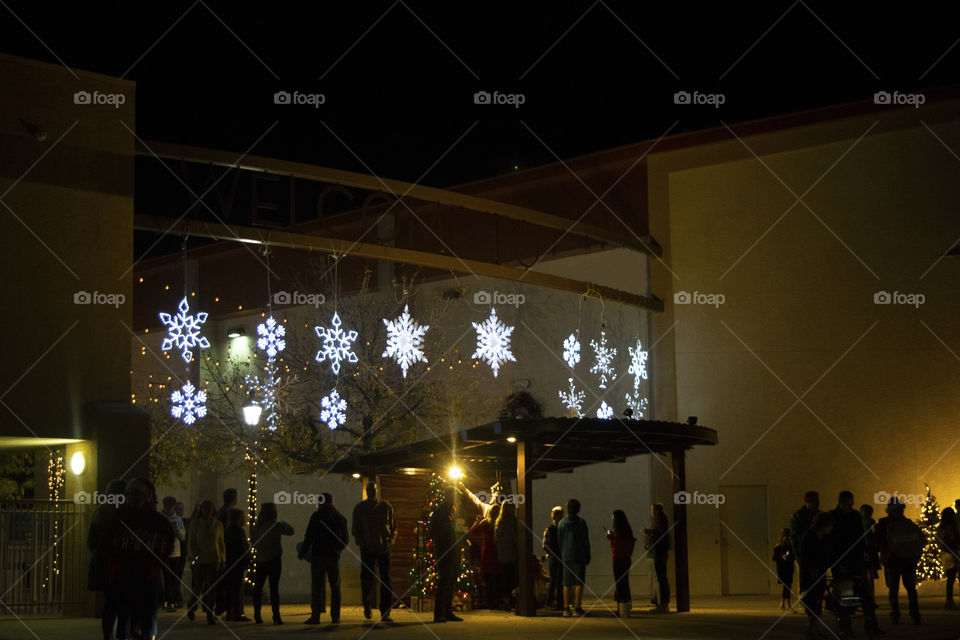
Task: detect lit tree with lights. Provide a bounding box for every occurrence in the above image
[409,473,477,603]
[280,262,492,468]
[917,483,944,583]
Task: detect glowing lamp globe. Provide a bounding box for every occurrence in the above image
[447,464,464,481]
[243,404,263,427]
[70,451,85,475]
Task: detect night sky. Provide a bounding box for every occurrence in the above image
[2,2,958,185]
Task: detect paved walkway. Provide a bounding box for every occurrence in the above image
[2,596,959,640]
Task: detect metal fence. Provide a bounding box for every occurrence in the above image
[0,501,86,616]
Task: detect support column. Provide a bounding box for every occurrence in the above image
[516,440,536,616]
[671,446,690,612]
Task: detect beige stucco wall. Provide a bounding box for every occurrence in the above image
[649,102,960,595]
[0,54,135,442]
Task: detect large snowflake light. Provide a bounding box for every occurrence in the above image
[314,312,358,374]
[562,333,581,369]
[596,400,614,420]
[589,331,617,389]
[627,339,648,385]
[320,388,347,430]
[257,316,286,358]
[171,381,207,425]
[471,307,516,377]
[160,297,210,362]
[382,305,429,378]
[558,378,585,417]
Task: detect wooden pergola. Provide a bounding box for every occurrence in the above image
[328,417,718,616]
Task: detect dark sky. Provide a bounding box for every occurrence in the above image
[2,1,959,186]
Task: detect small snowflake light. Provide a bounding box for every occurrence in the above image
[558,378,585,417]
[257,316,286,358]
[320,388,347,430]
[471,307,516,377]
[590,331,617,389]
[382,304,429,378]
[627,339,648,385]
[314,312,359,374]
[562,333,581,369]
[160,297,210,362]
[171,381,207,425]
[596,400,614,420]
[624,391,649,419]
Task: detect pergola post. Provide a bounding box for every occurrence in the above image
[516,439,536,616]
[671,446,690,612]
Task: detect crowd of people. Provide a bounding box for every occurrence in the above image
[87,477,679,638]
[774,489,960,639]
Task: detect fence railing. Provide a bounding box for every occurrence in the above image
[0,500,86,616]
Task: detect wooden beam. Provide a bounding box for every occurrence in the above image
[516,439,536,617]
[137,141,662,258]
[133,214,664,312]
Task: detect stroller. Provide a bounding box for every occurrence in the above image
[823,574,876,638]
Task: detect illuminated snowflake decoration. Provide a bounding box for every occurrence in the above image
[159,297,210,363]
[471,307,516,378]
[319,388,347,430]
[170,381,207,425]
[314,312,358,374]
[624,391,649,419]
[589,331,617,389]
[558,378,585,417]
[596,400,614,420]
[257,316,286,359]
[627,339,648,385]
[261,365,280,431]
[382,305,429,378]
[562,333,581,369]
